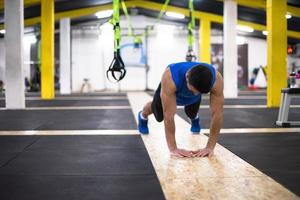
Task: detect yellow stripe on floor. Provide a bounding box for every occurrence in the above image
[127,92,298,200]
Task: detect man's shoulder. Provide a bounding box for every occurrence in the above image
[161,69,176,93]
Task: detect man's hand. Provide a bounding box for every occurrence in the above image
[170,148,193,158]
[191,147,214,157]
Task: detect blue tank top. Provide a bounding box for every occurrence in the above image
[168,62,216,106]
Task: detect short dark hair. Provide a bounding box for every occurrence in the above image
[187,64,213,93]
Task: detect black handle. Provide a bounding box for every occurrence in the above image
[106,50,126,82]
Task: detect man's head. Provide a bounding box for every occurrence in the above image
[186,64,214,94]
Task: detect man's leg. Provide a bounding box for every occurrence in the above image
[184,99,201,133]
[150,84,164,122]
[138,84,164,134]
[141,101,152,119]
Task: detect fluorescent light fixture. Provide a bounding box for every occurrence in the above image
[95,10,113,19]
[286,14,292,19]
[262,31,268,36]
[0,29,5,34]
[237,25,254,33]
[165,11,185,19]
[24,35,37,45]
[236,36,245,45]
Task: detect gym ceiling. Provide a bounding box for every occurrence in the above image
[0,0,300,44]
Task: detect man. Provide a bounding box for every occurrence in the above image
[138,62,224,158]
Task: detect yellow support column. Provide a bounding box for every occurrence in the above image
[267,0,287,107]
[41,0,55,99]
[199,19,211,64]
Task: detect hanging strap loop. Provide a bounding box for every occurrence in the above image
[106,49,126,82]
[106,0,126,82]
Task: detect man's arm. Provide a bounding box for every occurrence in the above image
[161,69,193,158]
[193,72,224,157]
[207,72,224,149]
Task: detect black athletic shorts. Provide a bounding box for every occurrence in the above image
[151,83,201,122]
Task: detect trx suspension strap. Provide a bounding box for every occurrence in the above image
[121,0,133,37]
[157,0,171,22]
[106,0,126,82]
[186,0,196,62]
[121,0,142,48]
[106,0,170,82]
[143,0,171,33]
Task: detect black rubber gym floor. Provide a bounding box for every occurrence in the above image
[0,96,136,130]
[0,109,136,130]
[0,135,165,200]
[177,107,300,128]
[217,133,300,196]
[0,90,299,198]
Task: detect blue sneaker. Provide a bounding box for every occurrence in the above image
[138,111,149,134]
[190,117,201,134]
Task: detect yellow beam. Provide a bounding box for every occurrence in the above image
[237,20,265,31]
[54,4,112,19]
[267,0,287,107]
[125,1,223,23]
[41,0,55,99]
[1,0,300,39]
[24,0,40,7]
[287,5,300,18]
[287,30,300,39]
[3,4,112,29]
[236,0,265,10]
[199,19,211,64]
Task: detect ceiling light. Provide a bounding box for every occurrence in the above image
[24,35,37,45]
[95,10,113,19]
[236,36,245,45]
[237,25,254,33]
[286,14,292,19]
[0,29,5,34]
[262,31,268,36]
[165,12,185,19]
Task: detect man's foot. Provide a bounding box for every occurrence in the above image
[138,111,149,134]
[190,117,201,134]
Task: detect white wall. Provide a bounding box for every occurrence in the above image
[74,16,268,91]
[71,29,106,92]
[71,16,197,91]
[245,37,267,80]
